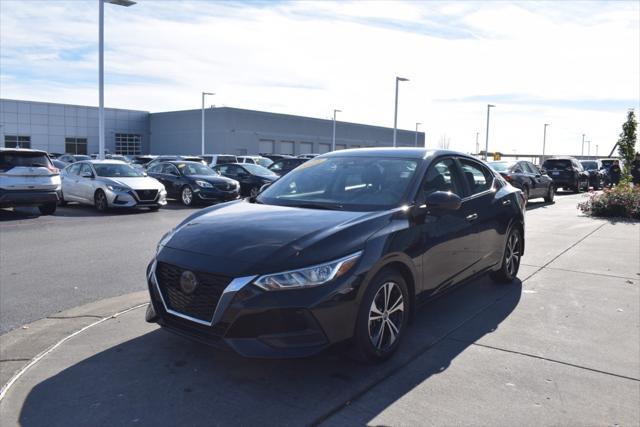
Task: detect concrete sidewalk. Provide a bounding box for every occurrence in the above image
[0,193,638,426]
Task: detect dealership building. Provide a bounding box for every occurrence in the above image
[0,98,424,156]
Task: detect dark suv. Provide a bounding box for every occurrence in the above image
[580,160,605,190]
[541,157,589,193]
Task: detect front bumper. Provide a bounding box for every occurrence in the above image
[0,188,59,208]
[193,187,240,203]
[107,188,167,208]
[145,254,363,358]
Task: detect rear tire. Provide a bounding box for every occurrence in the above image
[38,203,56,215]
[522,186,529,205]
[544,184,555,203]
[353,269,409,363]
[491,227,522,283]
[94,190,108,212]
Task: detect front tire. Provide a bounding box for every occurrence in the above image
[38,203,56,215]
[544,184,555,203]
[354,269,409,362]
[181,186,194,206]
[94,190,108,212]
[491,227,522,283]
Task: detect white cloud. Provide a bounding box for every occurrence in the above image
[1,0,638,155]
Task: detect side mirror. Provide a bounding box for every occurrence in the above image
[415,191,462,216]
[81,171,93,178]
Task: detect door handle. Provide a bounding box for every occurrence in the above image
[466,213,478,221]
[502,200,511,206]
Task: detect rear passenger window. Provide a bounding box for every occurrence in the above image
[459,159,494,195]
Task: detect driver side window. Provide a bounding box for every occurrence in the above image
[422,158,463,197]
[79,163,93,177]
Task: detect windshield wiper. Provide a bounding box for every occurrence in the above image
[290,202,344,211]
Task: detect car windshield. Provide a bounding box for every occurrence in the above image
[258,156,419,211]
[581,161,598,170]
[74,155,91,161]
[94,163,144,177]
[488,161,515,172]
[242,163,277,177]
[543,159,572,170]
[0,152,53,172]
[179,163,216,176]
[256,157,273,168]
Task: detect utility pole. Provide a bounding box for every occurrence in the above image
[581,134,585,156]
[475,132,479,155]
[542,123,550,165]
[484,104,495,160]
[201,92,214,155]
[393,76,409,147]
[332,109,341,151]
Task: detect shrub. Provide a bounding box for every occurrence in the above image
[577,183,640,220]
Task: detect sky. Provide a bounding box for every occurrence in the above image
[1,0,638,155]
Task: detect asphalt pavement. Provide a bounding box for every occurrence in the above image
[0,191,638,426]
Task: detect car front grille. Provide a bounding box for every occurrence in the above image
[214,182,236,191]
[135,189,158,201]
[155,262,232,323]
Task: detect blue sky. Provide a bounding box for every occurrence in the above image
[1,0,638,155]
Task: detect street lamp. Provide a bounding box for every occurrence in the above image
[484,104,495,160]
[581,134,586,156]
[542,123,550,164]
[414,122,422,147]
[201,92,214,155]
[475,132,479,155]
[393,76,409,147]
[586,140,591,157]
[98,0,136,160]
[332,109,341,151]
[596,144,599,156]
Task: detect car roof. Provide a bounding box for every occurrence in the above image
[0,148,48,154]
[79,160,128,164]
[164,160,205,165]
[320,147,474,160]
[544,156,576,161]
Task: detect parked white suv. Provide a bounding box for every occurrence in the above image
[0,148,61,215]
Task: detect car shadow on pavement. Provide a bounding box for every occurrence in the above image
[17,277,521,426]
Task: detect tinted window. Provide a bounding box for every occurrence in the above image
[0,151,53,172]
[148,164,163,173]
[241,163,277,177]
[543,159,572,170]
[217,156,237,164]
[179,163,216,176]
[527,162,541,174]
[459,159,494,195]
[488,161,515,172]
[270,161,284,172]
[520,162,534,174]
[68,163,81,175]
[422,158,463,197]
[163,164,180,175]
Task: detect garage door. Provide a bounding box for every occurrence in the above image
[318,143,331,154]
[258,140,275,154]
[299,142,313,154]
[280,141,295,155]
[336,144,347,151]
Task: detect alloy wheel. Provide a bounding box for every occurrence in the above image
[182,187,193,205]
[368,282,404,351]
[504,231,521,277]
[95,191,107,211]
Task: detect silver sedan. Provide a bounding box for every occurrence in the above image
[61,160,167,211]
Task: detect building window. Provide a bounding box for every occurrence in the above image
[4,135,31,149]
[115,133,141,155]
[65,137,88,154]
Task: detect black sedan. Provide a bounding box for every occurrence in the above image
[146,148,525,361]
[147,161,240,206]
[213,163,278,197]
[488,160,555,204]
[580,160,605,190]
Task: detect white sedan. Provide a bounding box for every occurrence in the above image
[60,160,167,211]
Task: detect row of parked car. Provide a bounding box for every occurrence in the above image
[487,156,619,204]
[0,149,316,215]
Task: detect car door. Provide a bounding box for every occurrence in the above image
[417,157,478,293]
[147,164,170,196]
[163,164,183,197]
[527,162,551,197]
[62,163,82,201]
[457,158,503,272]
[521,161,543,198]
[76,163,97,203]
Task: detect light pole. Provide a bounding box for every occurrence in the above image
[586,140,591,157]
[332,109,341,151]
[98,0,136,160]
[414,122,422,147]
[596,144,599,156]
[201,92,214,155]
[542,123,550,164]
[484,104,495,160]
[581,133,586,156]
[475,132,479,155]
[393,76,409,147]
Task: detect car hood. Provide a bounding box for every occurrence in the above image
[101,176,164,190]
[159,200,393,277]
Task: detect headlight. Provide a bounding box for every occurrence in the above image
[254,252,361,291]
[107,184,128,192]
[195,180,213,188]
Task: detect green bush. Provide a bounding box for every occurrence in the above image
[577,183,640,220]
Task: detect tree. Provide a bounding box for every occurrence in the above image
[617,109,637,177]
